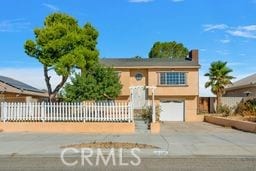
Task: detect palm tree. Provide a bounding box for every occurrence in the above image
[204,61,235,112]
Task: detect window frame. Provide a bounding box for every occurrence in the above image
[135,72,143,81]
[158,71,187,86]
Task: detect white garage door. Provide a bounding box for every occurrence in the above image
[160,100,184,121]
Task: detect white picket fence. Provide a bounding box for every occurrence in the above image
[0,102,133,122]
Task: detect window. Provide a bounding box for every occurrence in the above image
[135,73,143,81]
[159,72,186,85]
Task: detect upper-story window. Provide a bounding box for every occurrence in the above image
[159,72,186,85]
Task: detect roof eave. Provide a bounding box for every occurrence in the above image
[110,65,200,69]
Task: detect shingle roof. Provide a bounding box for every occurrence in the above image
[100,58,200,68]
[0,75,45,93]
[226,73,256,89]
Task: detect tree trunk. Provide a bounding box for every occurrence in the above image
[43,65,52,102]
[50,75,68,102]
[43,65,68,102]
[216,92,222,113]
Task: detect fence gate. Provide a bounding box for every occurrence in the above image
[129,86,157,123]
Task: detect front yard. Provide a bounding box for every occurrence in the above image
[203,98,256,132]
[204,115,256,133]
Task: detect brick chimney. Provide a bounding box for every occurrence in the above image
[189,49,199,64]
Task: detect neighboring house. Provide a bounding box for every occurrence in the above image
[0,75,48,102]
[225,73,256,97]
[100,50,200,121]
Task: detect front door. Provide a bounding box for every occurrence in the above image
[132,87,147,109]
[130,70,148,109]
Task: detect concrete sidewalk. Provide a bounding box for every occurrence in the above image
[0,122,256,157]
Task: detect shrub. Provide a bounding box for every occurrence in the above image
[218,104,233,117]
[234,98,256,116]
[141,105,160,123]
[62,64,122,102]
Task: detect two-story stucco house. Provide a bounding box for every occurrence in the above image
[100,50,200,122]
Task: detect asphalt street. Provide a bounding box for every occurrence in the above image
[1,155,256,171]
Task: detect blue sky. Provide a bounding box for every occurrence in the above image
[0,0,255,96]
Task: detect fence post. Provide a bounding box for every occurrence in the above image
[3,102,7,122]
[129,102,134,123]
[0,102,3,122]
[41,102,45,122]
[28,102,32,121]
[128,103,131,123]
[152,89,156,123]
[152,105,156,123]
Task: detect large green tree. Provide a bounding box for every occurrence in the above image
[24,13,99,101]
[63,64,122,102]
[148,41,189,58]
[204,61,235,112]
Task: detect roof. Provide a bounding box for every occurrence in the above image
[100,58,200,68]
[0,75,45,93]
[226,73,256,90]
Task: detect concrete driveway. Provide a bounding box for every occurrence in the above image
[0,122,255,157]
[160,122,256,156]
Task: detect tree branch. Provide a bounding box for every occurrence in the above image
[47,67,55,71]
[103,93,113,100]
[50,75,69,101]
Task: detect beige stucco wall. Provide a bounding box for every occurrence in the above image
[118,69,130,96]
[148,68,199,96]
[118,69,148,96]
[150,122,160,134]
[116,67,200,121]
[185,96,203,121]
[0,122,135,134]
[130,69,148,86]
[117,68,199,97]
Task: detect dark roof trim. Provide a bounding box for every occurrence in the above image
[100,58,200,68]
[111,66,200,69]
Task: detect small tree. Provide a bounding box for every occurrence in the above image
[24,13,99,101]
[63,64,122,102]
[204,61,235,112]
[148,41,188,58]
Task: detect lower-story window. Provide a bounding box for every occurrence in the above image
[159,72,186,85]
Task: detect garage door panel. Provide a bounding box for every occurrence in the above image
[160,100,184,121]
